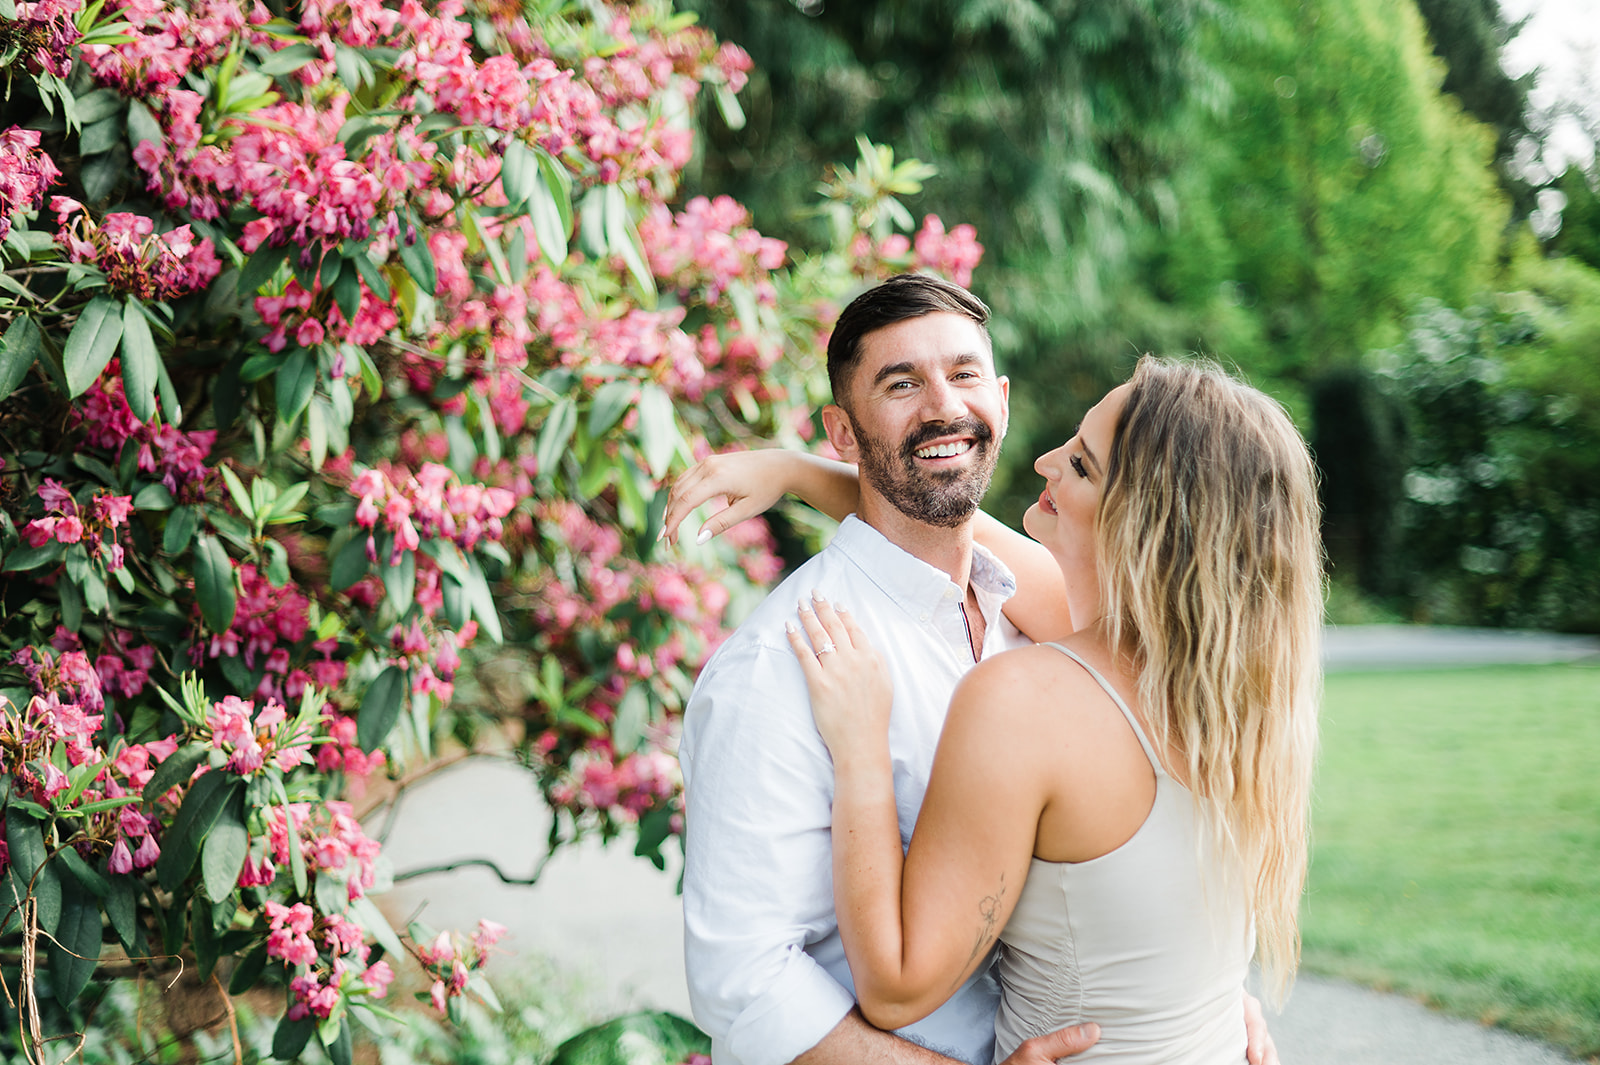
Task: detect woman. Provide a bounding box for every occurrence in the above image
[666,357,1321,1062]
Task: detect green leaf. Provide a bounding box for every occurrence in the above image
[500,139,539,207]
[714,82,746,130]
[163,505,200,554]
[529,168,570,267]
[0,315,42,401]
[350,250,391,301]
[536,396,577,478]
[276,349,317,424]
[193,533,238,633]
[193,892,219,980]
[55,848,109,899]
[79,113,122,155]
[126,98,162,151]
[229,942,269,994]
[535,146,574,232]
[333,260,362,320]
[121,298,159,422]
[264,538,290,587]
[73,88,122,124]
[326,1017,353,1065]
[272,1013,316,1061]
[258,42,319,76]
[331,533,369,591]
[133,482,174,510]
[381,545,415,616]
[357,665,408,753]
[156,770,237,892]
[201,787,247,902]
[80,151,122,203]
[2,540,64,572]
[49,876,102,1007]
[4,808,60,937]
[104,874,136,949]
[155,349,182,421]
[399,223,437,295]
[635,383,682,479]
[602,184,656,307]
[348,894,403,961]
[63,296,124,397]
[462,555,503,644]
[141,745,207,803]
[239,242,292,296]
[218,464,255,520]
[548,1012,710,1065]
[59,575,84,631]
[587,379,635,438]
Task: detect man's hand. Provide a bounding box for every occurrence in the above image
[1244,992,1280,1065]
[999,1023,1101,1063]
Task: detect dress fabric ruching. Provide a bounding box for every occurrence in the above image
[991,644,1254,1064]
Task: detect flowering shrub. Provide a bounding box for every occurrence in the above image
[0,0,981,1057]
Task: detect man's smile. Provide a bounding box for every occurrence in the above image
[912,439,976,460]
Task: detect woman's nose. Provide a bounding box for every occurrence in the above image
[1035,443,1066,479]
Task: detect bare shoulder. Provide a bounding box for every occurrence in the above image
[947,642,1117,733]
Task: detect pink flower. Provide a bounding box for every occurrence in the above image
[133,833,160,868]
[108,838,134,874]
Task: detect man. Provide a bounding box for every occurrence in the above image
[675,275,1273,1065]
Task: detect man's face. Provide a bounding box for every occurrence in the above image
[825,312,1009,529]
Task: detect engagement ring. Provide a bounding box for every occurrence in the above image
[815,641,837,656]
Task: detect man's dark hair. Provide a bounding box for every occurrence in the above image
[826,273,991,407]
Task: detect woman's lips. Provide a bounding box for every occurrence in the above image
[1038,488,1057,515]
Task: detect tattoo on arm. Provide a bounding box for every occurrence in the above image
[949,873,1007,994]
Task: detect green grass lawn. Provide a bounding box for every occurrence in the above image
[1305,664,1600,1057]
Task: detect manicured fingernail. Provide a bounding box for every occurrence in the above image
[811,588,825,602]
[785,621,798,634]
[655,526,666,542]
[696,527,713,545]
[797,599,812,613]
[835,603,848,613]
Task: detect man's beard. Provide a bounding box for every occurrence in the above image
[855,417,999,528]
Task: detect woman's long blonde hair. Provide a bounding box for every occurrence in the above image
[1096,357,1322,1006]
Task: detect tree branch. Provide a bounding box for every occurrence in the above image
[392,847,558,887]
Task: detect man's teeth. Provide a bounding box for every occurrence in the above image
[914,441,974,459]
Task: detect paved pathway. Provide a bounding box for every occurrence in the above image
[375,626,1595,1062]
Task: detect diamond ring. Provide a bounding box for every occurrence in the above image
[815,641,837,656]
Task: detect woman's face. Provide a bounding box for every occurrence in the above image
[1023,382,1130,621]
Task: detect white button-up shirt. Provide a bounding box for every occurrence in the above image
[680,515,1031,1065]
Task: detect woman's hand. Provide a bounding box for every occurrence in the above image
[786,594,892,755]
[660,449,861,547]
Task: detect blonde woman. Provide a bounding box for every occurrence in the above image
[668,357,1320,1062]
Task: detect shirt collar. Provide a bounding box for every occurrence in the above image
[832,513,1018,619]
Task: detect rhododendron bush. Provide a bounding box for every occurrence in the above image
[0,0,981,1057]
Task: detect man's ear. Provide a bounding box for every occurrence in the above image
[997,375,1011,443]
[821,404,860,463]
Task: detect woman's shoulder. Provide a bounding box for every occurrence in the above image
[952,637,1127,727]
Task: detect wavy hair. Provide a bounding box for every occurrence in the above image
[1096,356,1323,1005]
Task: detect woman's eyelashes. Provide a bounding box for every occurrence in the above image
[1069,454,1088,479]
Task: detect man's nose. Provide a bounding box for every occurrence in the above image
[919,377,966,423]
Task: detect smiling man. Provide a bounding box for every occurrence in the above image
[677,274,1094,1065]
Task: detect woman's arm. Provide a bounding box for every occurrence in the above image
[972,513,1074,642]
[790,600,1049,1030]
[664,448,1075,641]
[660,450,859,545]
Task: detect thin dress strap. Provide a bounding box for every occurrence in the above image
[1042,642,1166,778]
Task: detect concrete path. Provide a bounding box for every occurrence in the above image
[1322,624,1600,672]
[374,626,1594,1062]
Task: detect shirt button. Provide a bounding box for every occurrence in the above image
[943,587,958,600]
[919,612,930,622]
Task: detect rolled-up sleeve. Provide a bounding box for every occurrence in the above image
[680,640,855,1065]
